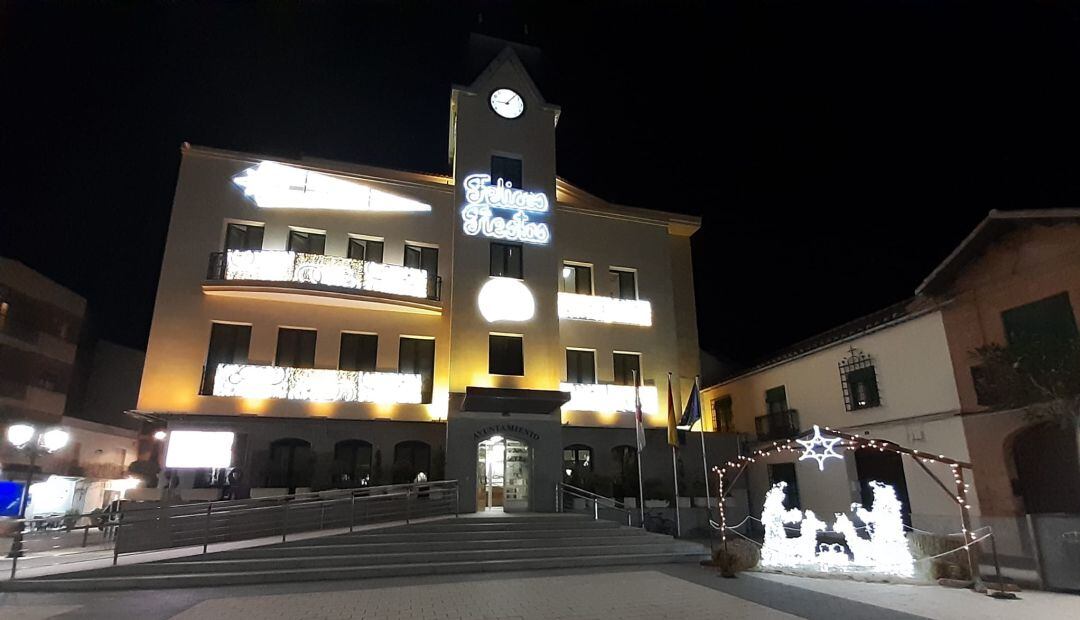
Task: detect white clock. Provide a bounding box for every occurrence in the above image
[490,88,524,119]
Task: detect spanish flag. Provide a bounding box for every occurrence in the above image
[666,373,679,447]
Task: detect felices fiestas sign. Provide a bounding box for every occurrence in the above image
[473,423,541,442]
[460,174,550,245]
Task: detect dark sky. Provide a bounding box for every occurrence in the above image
[2,1,1080,368]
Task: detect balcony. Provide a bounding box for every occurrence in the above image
[755,409,800,441]
[204,251,442,315]
[205,363,424,404]
[557,292,652,327]
[559,382,659,414]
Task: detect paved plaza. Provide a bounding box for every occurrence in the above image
[1,565,1076,620]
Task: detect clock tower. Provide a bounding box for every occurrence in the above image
[445,44,566,512]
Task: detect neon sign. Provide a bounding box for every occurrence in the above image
[460,174,550,245]
[233,161,431,212]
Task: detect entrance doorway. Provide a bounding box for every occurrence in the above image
[854,448,912,528]
[477,435,530,512]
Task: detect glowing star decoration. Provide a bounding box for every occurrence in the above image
[557,292,652,327]
[560,383,659,414]
[758,481,915,579]
[796,425,843,471]
[460,174,550,245]
[221,250,429,299]
[478,277,535,322]
[233,161,431,212]
[212,363,423,404]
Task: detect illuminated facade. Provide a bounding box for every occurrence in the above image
[137,45,712,512]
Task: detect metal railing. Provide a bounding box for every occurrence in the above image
[555,482,639,527]
[4,480,458,581]
[755,409,800,441]
[206,251,442,301]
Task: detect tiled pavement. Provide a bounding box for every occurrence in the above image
[169,570,798,620]
[1,564,1074,620]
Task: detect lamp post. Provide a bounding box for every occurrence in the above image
[5,423,70,559]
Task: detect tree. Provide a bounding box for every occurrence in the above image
[971,338,1080,426]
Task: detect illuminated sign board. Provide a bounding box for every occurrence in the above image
[233,161,431,212]
[460,174,550,245]
[212,364,423,404]
[165,431,235,469]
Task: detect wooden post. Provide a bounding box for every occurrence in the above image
[953,465,981,587]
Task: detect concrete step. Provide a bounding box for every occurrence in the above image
[396,520,623,533]
[66,541,706,577]
[274,526,650,545]
[171,534,664,560]
[6,551,708,591]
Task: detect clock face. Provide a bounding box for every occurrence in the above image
[490,88,524,119]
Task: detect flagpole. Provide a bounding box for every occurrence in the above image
[671,445,681,537]
[633,370,645,528]
[696,376,711,518]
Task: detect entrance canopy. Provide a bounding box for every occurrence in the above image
[461,386,570,414]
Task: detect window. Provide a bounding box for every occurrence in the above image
[348,237,383,263]
[839,348,881,411]
[712,395,733,432]
[288,230,326,255]
[398,337,435,403]
[490,154,522,188]
[563,444,593,477]
[393,440,432,483]
[612,352,641,386]
[275,328,316,368]
[560,263,592,294]
[611,445,638,498]
[1002,292,1079,351]
[201,322,251,394]
[339,333,377,372]
[267,438,312,491]
[490,242,523,279]
[224,223,264,251]
[768,463,800,509]
[765,386,788,414]
[566,349,596,383]
[609,269,637,300]
[489,334,524,376]
[404,244,439,299]
[332,439,373,486]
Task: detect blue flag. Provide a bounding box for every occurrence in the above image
[678,382,701,429]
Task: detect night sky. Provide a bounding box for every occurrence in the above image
[3,2,1080,369]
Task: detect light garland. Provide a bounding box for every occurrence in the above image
[559,382,659,414]
[557,292,652,327]
[212,363,423,404]
[221,250,429,299]
[233,161,431,212]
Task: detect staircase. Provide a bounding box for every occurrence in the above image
[4,514,708,591]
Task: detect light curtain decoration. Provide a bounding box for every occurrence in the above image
[560,383,659,414]
[222,250,429,299]
[557,293,652,327]
[213,363,423,404]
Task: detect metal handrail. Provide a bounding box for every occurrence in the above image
[5,480,460,580]
[556,482,639,527]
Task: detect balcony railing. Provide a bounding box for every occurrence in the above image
[557,292,651,326]
[755,408,800,441]
[207,250,441,301]
[203,362,424,404]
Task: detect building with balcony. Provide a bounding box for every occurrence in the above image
[702,209,1080,589]
[135,46,727,512]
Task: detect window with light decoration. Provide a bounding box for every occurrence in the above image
[839,347,881,411]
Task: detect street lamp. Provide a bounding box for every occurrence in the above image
[5,424,70,518]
